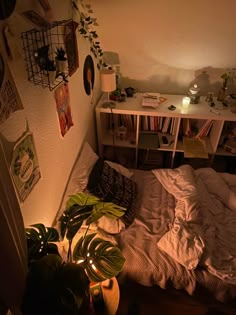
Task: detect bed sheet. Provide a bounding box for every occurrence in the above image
[116,166,236,302]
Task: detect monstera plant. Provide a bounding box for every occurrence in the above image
[22,193,126,315]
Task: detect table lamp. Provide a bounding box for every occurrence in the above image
[100,69,116,108]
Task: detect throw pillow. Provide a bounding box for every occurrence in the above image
[87,158,138,227]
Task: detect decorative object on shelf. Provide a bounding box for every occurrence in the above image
[22,192,125,315]
[188,84,200,104]
[117,125,127,140]
[64,20,79,76]
[54,83,73,137]
[55,47,67,73]
[0,0,16,20]
[21,20,70,91]
[83,54,95,96]
[100,69,116,108]
[71,1,108,69]
[10,132,41,202]
[205,92,214,104]
[182,96,191,109]
[125,87,136,97]
[217,72,231,102]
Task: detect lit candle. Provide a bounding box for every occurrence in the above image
[182,96,190,109]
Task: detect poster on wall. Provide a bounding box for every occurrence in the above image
[10,132,41,202]
[54,83,73,137]
[0,52,23,125]
[64,20,79,76]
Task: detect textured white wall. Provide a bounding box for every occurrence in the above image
[92,0,236,95]
[0,0,100,227]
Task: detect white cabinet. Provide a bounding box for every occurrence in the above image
[95,93,236,169]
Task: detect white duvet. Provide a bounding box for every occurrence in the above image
[116,165,236,301]
[154,165,236,285]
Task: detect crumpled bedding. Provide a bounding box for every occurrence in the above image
[116,165,236,302]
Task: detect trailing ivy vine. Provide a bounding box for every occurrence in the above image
[71,0,108,69]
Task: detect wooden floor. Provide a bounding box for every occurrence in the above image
[116,282,236,315]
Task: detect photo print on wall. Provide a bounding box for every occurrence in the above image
[54,83,73,137]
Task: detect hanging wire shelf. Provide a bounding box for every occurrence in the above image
[21,20,71,91]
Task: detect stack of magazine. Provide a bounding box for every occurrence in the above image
[142,93,167,108]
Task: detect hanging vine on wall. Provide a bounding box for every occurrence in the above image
[71,0,108,69]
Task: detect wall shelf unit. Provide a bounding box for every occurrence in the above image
[96,93,236,169]
[21,20,71,91]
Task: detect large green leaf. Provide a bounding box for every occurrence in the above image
[73,234,125,282]
[66,192,100,208]
[25,224,59,262]
[59,203,93,241]
[86,202,127,225]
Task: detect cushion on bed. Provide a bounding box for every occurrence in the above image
[87,158,138,227]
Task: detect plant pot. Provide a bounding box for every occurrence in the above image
[56,59,67,73]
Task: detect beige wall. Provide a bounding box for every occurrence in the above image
[93,0,236,95]
[0,0,101,227]
[1,0,236,228]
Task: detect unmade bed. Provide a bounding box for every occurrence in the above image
[54,142,236,303]
[115,166,236,303]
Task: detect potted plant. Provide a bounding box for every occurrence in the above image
[21,192,126,315]
[55,47,68,73]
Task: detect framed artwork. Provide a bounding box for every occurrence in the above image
[64,20,79,76]
[10,132,41,202]
[54,83,73,137]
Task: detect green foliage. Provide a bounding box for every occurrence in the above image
[23,192,126,315]
[59,192,126,263]
[72,0,108,69]
[55,47,67,61]
[22,254,90,315]
[25,223,59,262]
[73,233,125,282]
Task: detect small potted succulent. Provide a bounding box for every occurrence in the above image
[55,47,68,73]
[21,192,126,315]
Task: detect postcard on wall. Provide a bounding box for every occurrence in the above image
[54,83,73,137]
[10,132,41,202]
[0,52,23,125]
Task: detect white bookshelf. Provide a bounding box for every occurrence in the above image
[95,93,236,168]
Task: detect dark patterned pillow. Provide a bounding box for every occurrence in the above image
[87,158,138,226]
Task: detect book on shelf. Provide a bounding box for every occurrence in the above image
[142,93,167,108]
[161,117,172,133]
[195,119,213,138]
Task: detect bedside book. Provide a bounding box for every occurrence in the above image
[142,93,167,108]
